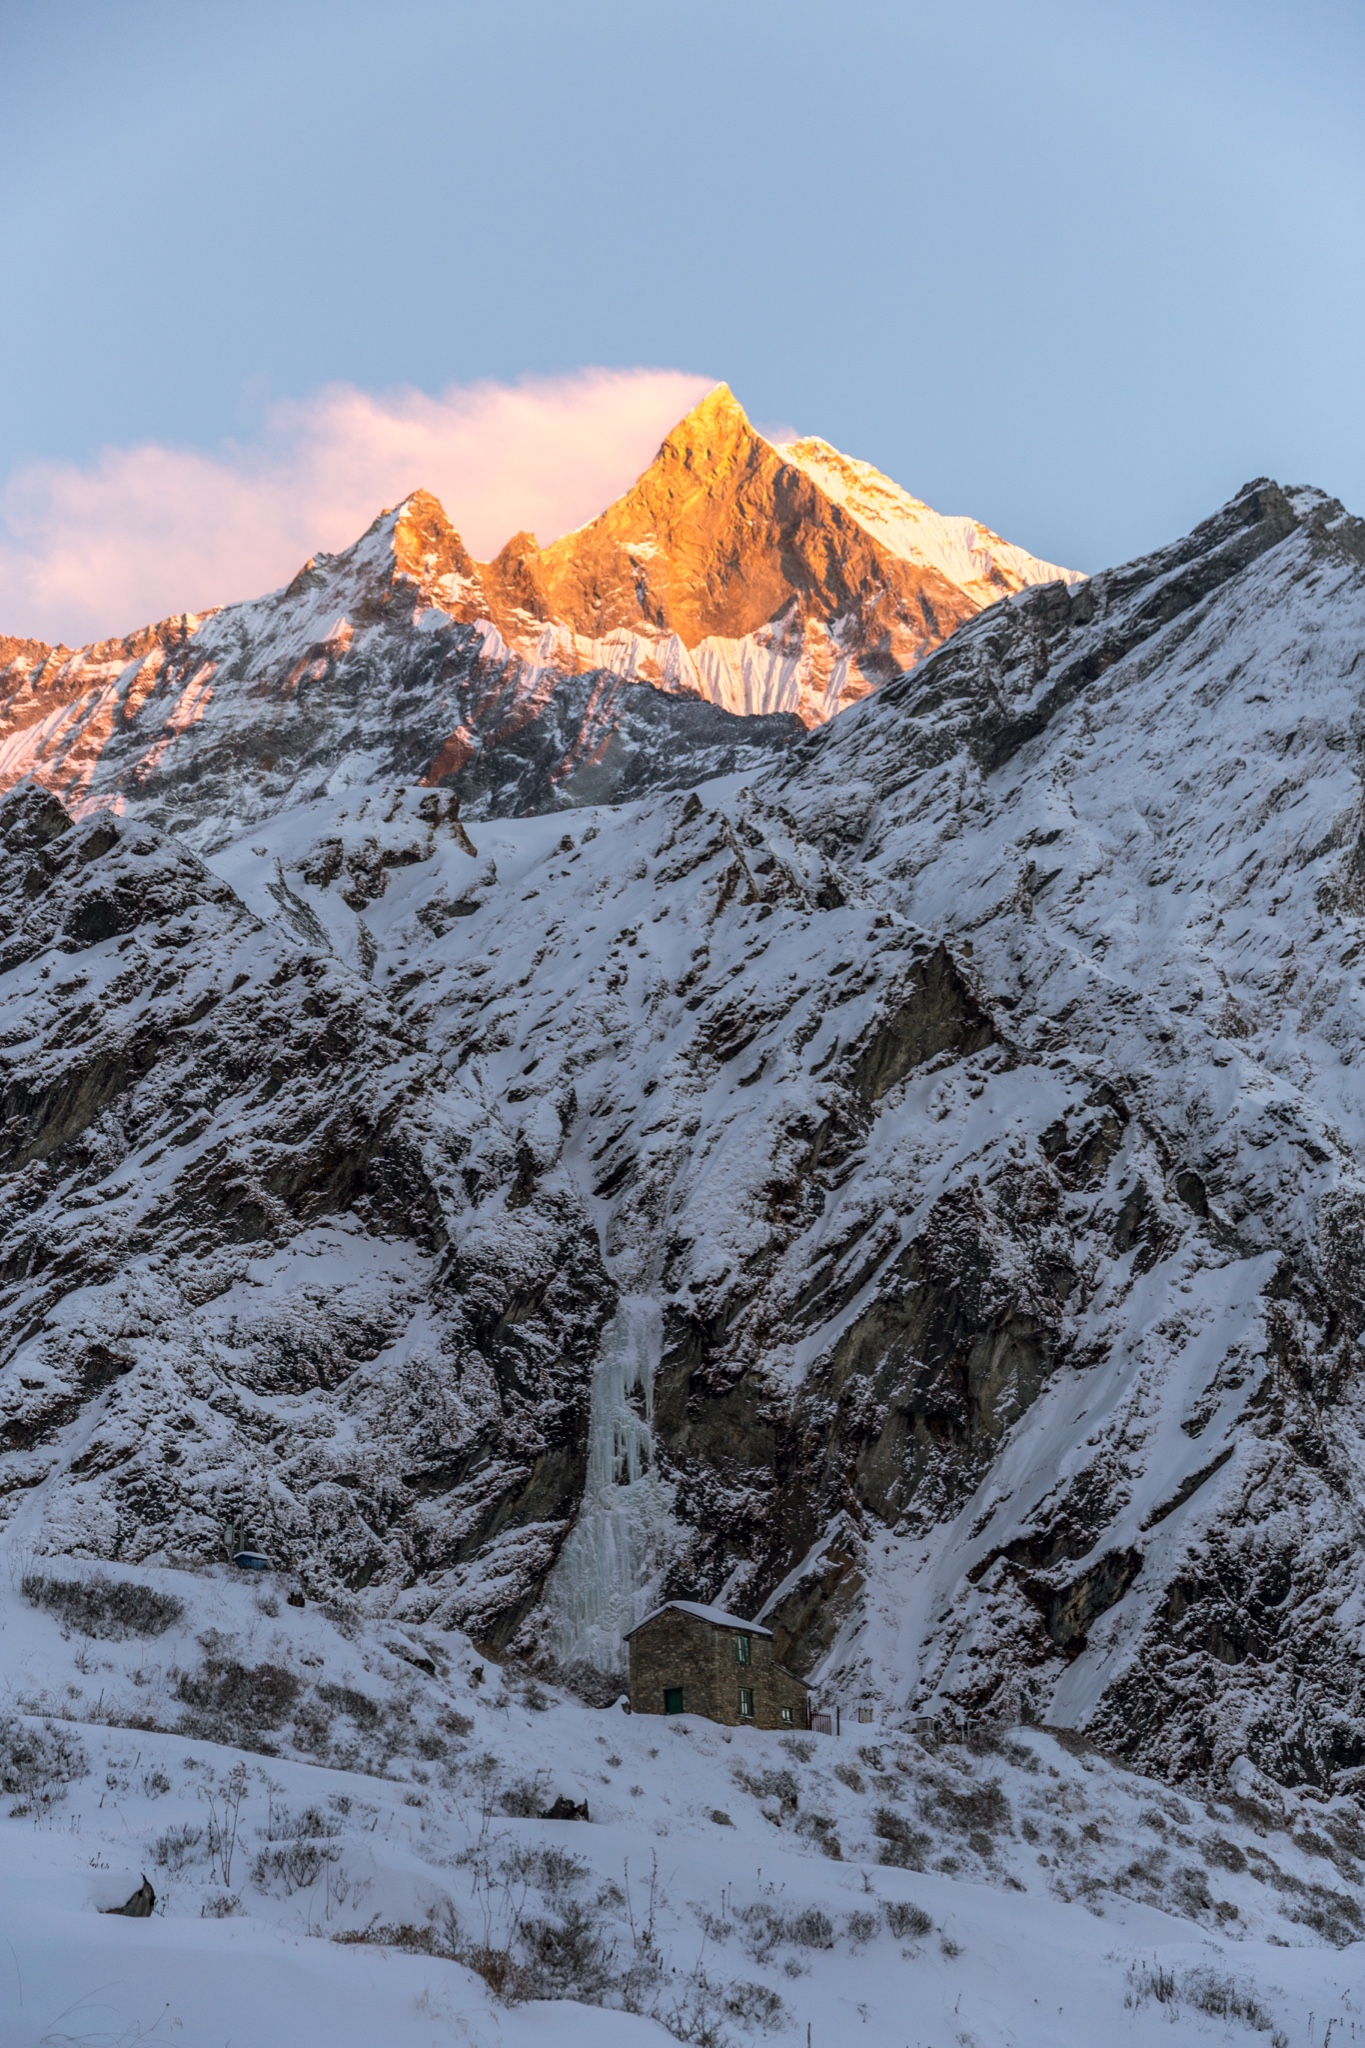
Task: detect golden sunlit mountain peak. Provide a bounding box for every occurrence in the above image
[351,387,1079,727]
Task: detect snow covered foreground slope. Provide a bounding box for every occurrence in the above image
[0,389,1077,837]
[1,1558,1362,2048]
[6,470,1365,1822]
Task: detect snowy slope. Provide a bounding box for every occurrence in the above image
[1,1555,1362,2048]
[780,436,1080,610]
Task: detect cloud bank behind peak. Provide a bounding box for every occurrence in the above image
[0,368,715,646]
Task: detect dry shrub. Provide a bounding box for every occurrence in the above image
[1127,1962,1273,2032]
[335,1920,449,1956]
[1184,1971,1272,2030]
[732,1901,834,1961]
[1048,1727,1098,1759]
[734,1765,799,1811]
[315,1681,383,1728]
[0,1714,88,1813]
[1202,1834,1247,1872]
[883,1899,932,1941]
[336,1900,461,1962]
[722,1979,787,2030]
[526,1844,589,1896]
[1289,1887,1364,1947]
[252,1837,341,1894]
[922,1776,1011,1836]
[175,1657,301,1744]
[153,1823,204,1872]
[499,1775,546,1817]
[291,1697,334,1755]
[519,1900,616,1999]
[23,1571,184,1639]
[873,1806,931,1869]
[786,1906,834,1948]
[1325,1809,1365,1859]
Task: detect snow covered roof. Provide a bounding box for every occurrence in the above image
[623,1600,772,1640]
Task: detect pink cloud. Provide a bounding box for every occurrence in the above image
[0,368,715,647]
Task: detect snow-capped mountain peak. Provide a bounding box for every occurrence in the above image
[0,388,1083,835]
[779,432,1083,608]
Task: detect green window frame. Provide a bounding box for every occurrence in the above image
[738,1686,755,1719]
[734,1635,752,1665]
[664,1686,685,1714]
[780,1706,793,1726]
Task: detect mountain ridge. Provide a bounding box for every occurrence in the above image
[5,474,1365,1804]
[0,388,1077,837]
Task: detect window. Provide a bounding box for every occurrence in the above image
[734,1635,751,1665]
[780,1706,793,1726]
[664,1687,685,1714]
[856,1707,874,1724]
[738,1687,755,1719]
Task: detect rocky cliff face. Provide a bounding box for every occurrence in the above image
[0,389,1075,840]
[3,468,1364,1801]
[474,387,1076,724]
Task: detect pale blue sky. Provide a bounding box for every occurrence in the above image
[1,0,1362,583]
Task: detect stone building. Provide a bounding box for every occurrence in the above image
[625,1601,809,1730]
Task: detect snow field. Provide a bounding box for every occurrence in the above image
[1,1553,1362,2047]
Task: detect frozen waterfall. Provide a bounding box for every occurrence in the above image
[544,1293,686,1674]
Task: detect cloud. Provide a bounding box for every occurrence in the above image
[0,368,715,647]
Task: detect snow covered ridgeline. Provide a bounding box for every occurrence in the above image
[0,386,1080,840]
[2,1554,1363,2048]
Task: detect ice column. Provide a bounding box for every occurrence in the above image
[545,1292,684,1674]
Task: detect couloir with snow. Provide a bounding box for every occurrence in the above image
[1,389,1363,2044]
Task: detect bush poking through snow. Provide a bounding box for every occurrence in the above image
[723,1900,837,1963]
[252,1835,342,1895]
[526,1844,589,1897]
[720,1979,788,2031]
[733,1765,799,1812]
[153,1823,204,1872]
[519,1899,616,1999]
[250,1794,344,1894]
[873,1805,931,1869]
[175,1657,301,1743]
[883,1898,933,1941]
[1288,1888,1364,1947]
[921,1775,1011,1838]
[315,1681,383,1729]
[23,1571,184,1639]
[556,1659,626,1708]
[1126,1961,1274,2031]
[499,1774,547,1817]
[335,1915,459,1961]
[785,1905,835,1949]
[0,1714,88,1813]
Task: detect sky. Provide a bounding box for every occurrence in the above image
[0,0,1362,643]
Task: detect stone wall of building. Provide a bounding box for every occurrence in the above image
[627,1609,809,1730]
